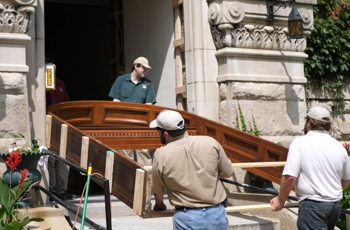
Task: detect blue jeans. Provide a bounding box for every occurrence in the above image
[297,199,341,230]
[173,203,228,230]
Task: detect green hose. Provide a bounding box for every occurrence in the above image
[80,163,92,230]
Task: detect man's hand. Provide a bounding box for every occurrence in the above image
[153,192,166,211]
[153,202,167,211]
[270,196,285,211]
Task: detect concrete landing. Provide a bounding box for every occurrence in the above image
[55,194,281,230]
[71,213,279,230]
[18,206,72,230]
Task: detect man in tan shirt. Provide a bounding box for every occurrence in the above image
[150,110,233,230]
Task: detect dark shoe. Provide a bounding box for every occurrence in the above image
[62,192,76,200]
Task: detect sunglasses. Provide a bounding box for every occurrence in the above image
[136,64,150,71]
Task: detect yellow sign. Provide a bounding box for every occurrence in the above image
[47,69,52,86]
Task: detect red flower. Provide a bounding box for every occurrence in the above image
[18,168,28,188]
[5,149,22,171]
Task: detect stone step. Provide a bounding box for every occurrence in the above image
[54,194,281,230]
[70,213,280,230]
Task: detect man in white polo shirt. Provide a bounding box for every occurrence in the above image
[270,106,350,229]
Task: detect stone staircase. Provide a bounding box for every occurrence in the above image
[54,194,283,230]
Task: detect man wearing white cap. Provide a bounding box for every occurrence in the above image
[270,106,350,229]
[150,109,233,230]
[109,57,156,166]
[109,56,156,104]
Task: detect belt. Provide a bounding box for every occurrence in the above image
[304,199,341,204]
[175,200,226,210]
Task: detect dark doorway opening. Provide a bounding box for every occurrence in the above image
[44,0,125,195]
[44,2,111,101]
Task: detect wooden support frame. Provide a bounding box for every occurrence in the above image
[48,101,291,218]
[232,162,286,168]
[141,161,290,218]
[80,136,89,169]
[173,0,186,110]
[105,151,115,193]
[48,112,144,209]
[45,115,52,147]
[59,124,68,159]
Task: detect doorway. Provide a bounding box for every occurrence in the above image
[44,0,116,101]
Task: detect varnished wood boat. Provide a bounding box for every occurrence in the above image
[47,100,288,217]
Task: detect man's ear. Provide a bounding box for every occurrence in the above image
[163,131,169,139]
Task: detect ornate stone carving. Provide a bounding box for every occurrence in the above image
[211,23,307,52]
[0,0,36,33]
[208,1,245,25]
[207,0,313,52]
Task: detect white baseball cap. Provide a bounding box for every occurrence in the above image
[307,106,331,123]
[149,110,185,130]
[133,57,152,69]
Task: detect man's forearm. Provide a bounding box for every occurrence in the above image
[278,175,296,202]
[342,179,350,190]
[154,191,164,204]
[153,191,167,210]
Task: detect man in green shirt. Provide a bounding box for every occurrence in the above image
[109,57,156,165]
[109,56,156,104]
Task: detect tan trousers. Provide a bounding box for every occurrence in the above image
[120,149,155,166]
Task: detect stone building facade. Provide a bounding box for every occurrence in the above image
[0,0,347,152]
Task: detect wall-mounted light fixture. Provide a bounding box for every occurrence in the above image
[266,0,304,39]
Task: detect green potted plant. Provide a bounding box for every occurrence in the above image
[0,149,45,229]
[0,133,50,186]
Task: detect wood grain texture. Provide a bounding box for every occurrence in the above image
[48,101,289,218]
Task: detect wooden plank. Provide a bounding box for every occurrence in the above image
[225,203,299,213]
[172,0,183,8]
[232,162,286,168]
[59,124,68,159]
[173,38,184,48]
[174,4,185,110]
[150,202,299,217]
[80,136,89,169]
[46,115,52,147]
[143,168,153,217]
[133,169,145,216]
[144,166,152,172]
[140,162,285,172]
[347,209,350,230]
[151,209,174,218]
[174,6,181,40]
[175,86,186,95]
[105,150,115,193]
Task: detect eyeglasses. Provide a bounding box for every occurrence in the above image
[136,64,150,72]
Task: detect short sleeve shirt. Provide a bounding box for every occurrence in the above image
[108,73,157,104]
[152,132,234,208]
[283,130,350,202]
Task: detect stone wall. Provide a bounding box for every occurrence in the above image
[219,82,306,147]
[0,72,30,152]
[306,88,350,142]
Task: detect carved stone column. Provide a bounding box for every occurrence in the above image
[208,0,316,145]
[0,0,36,150]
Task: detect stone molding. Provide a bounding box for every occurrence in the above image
[0,33,30,72]
[208,0,314,52]
[0,0,37,34]
[211,23,310,51]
